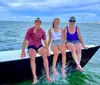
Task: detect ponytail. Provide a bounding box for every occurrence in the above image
[52,18,60,28]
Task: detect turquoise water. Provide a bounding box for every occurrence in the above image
[0,21,100,85]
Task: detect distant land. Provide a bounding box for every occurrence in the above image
[0,20,100,24]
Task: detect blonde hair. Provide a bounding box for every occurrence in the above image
[52,18,60,28]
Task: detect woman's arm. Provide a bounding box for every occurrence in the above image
[48,29,52,47]
[43,29,51,56]
[43,39,50,56]
[64,27,67,42]
[21,29,30,58]
[61,28,65,43]
[43,40,48,50]
[21,39,27,58]
[77,27,88,49]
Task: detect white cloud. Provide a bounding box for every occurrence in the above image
[62,4,100,11]
[25,16,30,18]
[30,12,97,22]
[44,0,100,8]
[0,0,100,22]
[0,6,8,12]
[7,3,23,8]
[12,16,16,19]
[0,11,98,22]
[6,0,100,11]
[50,12,97,22]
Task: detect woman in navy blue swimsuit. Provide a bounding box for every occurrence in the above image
[64,16,88,71]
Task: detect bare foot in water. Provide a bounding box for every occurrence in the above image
[52,68,58,77]
[76,65,83,72]
[46,75,52,82]
[62,68,66,77]
[32,78,38,85]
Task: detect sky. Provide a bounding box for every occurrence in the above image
[0,0,100,22]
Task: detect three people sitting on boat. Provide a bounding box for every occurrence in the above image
[21,16,87,84]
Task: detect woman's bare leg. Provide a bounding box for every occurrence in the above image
[66,43,83,71]
[51,46,59,77]
[75,43,82,64]
[29,49,37,84]
[59,44,67,76]
[38,47,52,82]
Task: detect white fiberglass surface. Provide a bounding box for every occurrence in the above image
[0,45,96,62]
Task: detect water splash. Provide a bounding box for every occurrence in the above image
[37,63,69,85]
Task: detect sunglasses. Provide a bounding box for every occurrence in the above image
[69,20,76,22]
